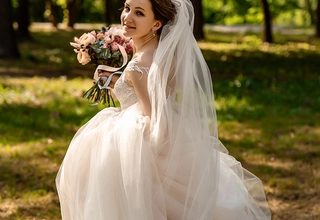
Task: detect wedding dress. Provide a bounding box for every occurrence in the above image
[56,0,271,219]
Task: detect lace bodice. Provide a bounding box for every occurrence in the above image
[113,59,149,110]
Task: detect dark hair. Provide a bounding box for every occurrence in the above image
[150,0,177,35]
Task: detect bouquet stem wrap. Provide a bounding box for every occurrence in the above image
[83,71,122,106]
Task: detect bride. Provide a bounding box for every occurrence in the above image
[56,0,272,219]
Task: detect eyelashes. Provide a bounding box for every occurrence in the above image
[122,4,145,16]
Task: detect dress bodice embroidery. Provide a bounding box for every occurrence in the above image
[113,59,149,110]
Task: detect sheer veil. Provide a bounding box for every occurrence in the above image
[147,0,271,219]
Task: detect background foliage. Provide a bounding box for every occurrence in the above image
[202,0,317,25]
[10,0,319,26]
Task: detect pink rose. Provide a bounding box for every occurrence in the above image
[77,49,91,65]
[79,33,96,46]
[70,42,81,49]
[90,30,96,37]
[107,27,117,36]
[119,39,125,45]
[107,27,126,41]
[114,35,121,44]
[125,39,133,53]
[124,43,133,53]
[111,42,119,51]
[70,36,83,49]
[96,33,104,39]
[104,35,112,44]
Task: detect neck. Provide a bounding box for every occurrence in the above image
[133,33,158,53]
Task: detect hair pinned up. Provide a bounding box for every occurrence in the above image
[149,0,177,35]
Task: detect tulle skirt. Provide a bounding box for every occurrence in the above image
[56,103,271,220]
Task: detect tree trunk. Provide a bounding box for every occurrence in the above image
[47,0,59,28]
[261,0,273,43]
[18,0,32,41]
[0,0,20,58]
[190,0,205,40]
[104,0,112,26]
[67,0,77,29]
[316,0,320,37]
[305,0,315,24]
[112,0,123,24]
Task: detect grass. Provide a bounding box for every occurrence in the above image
[0,76,104,219]
[0,26,320,219]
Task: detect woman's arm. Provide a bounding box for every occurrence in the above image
[126,69,151,117]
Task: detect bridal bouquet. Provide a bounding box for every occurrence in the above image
[70,26,133,106]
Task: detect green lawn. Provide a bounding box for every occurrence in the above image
[0,27,319,219]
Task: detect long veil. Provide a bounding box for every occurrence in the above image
[147,0,271,219]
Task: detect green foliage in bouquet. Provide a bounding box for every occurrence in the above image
[70,27,133,106]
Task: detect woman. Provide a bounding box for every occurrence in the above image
[56,0,272,219]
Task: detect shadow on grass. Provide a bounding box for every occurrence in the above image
[0,151,62,219]
[201,47,320,80]
[0,101,98,218]
[214,74,320,155]
[211,62,320,218]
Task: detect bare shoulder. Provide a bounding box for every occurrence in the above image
[133,50,154,68]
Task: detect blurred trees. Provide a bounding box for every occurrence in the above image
[9,0,320,32]
[0,0,20,58]
[1,0,320,60]
[306,0,316,24]
[317,0,320,36]
[67,0,77,29]
[261,0,273,43]
[46,0,59,28]
[6,0,320,28]
[17,0,32,40]
[191,0,205,40]
[104,0,122,26]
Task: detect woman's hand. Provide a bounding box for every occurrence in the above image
[98,70,120,89]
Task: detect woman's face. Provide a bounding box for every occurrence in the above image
[121,0,159,39]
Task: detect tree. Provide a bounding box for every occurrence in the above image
[316,0,320,37]
[17,0,32,41]
[47,0,59,28]
[190,0,205,40]
[261,0,273,43]
[306,0,316,24]
[0,0,20,58]
[67,0,78,29]
[104,0,122,25]
[104,0,113,25]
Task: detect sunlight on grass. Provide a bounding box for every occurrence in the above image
[215,95,264,121]
[0,76,87,105]
[0,76,108,219]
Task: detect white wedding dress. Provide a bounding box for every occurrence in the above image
[56,59,271,220]
[56,0,271,219]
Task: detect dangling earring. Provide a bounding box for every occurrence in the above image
[153,30,156,37]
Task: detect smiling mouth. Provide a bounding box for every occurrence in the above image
[124,24,135,29]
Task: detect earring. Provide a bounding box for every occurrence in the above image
[153,30,156,36]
